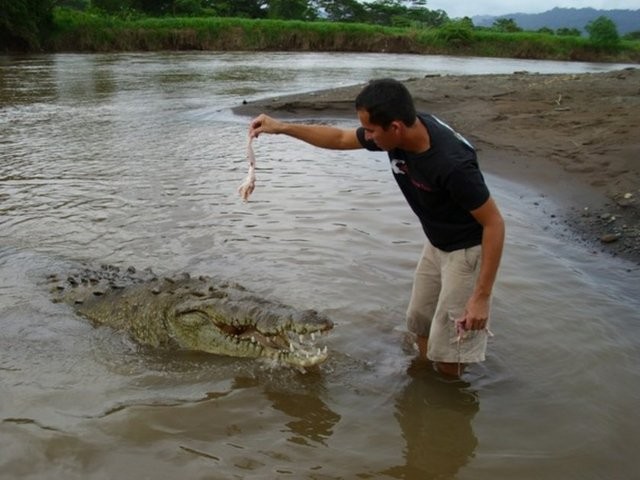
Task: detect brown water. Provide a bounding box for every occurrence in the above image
[1,52,639,479]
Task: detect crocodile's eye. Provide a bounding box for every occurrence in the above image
[178,312,208,327]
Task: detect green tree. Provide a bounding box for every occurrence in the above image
[364,0,406,26]
[318,0,366,22]
[173,0,203,15]
[207,0,266,17]
[132,0,173,15]
[459,16,474,29]
[623,30,640,41]
[585,15,620,47]
[92,0,134,14]
[328,0,448,28]
[55,0,90,9]
[556,27,581,36]
[492,17,521,33]
[0,0,54,50]
[437,18,473,46]
[537,27,554,35]
[267,0,317,20]
[404,5,448,28]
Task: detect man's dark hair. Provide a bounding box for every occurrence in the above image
[354,78,417,129]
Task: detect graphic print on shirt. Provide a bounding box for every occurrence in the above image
[391,158,408,175]
[390,158,432,192]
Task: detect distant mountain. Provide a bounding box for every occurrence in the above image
[472,7,640,35]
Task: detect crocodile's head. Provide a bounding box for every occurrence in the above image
[50,266,334,368]
[166,293,333,368]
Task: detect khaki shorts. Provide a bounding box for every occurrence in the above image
[406,242,488,363]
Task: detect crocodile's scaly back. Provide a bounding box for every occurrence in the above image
[50,265,333,368]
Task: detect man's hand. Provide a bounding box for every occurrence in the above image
[250,114,283,138]
[457,293,490,332]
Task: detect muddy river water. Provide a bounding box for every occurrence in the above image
[1,52,639,479]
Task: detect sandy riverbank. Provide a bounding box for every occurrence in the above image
[233,68,640,266]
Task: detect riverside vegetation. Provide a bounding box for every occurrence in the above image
[2,4,639,62]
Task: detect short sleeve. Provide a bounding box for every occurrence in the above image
[356,127,382,151]
[446,162,490,212]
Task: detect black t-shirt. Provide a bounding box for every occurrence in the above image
[357,113,490,252]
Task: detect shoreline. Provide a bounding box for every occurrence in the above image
[233,69,640,267]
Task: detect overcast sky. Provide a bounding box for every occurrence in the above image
[426,1,640,19]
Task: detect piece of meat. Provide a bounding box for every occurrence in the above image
[238,136,256,202]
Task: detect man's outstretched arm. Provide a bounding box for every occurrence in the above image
[250,113,362,150]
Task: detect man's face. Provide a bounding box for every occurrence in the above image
[357,109,399,151]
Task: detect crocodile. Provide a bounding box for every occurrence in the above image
[48,265,333,368]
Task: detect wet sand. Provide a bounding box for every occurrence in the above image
[234,68,640,266]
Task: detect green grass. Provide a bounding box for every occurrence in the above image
[48,8,640,63]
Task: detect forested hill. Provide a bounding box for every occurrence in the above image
[473,7,640,35]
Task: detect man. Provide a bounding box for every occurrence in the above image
[249,78,504,377]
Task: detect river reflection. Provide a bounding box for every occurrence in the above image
[385,366,479,478]
[233,373,342,447]
[1,52,640,479]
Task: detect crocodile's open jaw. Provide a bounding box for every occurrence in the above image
[220,321,331,367]
[173,306,333,368]
[51,265,335,368]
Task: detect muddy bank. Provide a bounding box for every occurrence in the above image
[234,68,640,266]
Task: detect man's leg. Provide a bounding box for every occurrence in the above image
[427,246,485,377]
[407,243,441,361]
[435,361,463,377]
[416,335,428,360]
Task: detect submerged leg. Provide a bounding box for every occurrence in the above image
[416,334,428,360]
[435,361,464,377]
